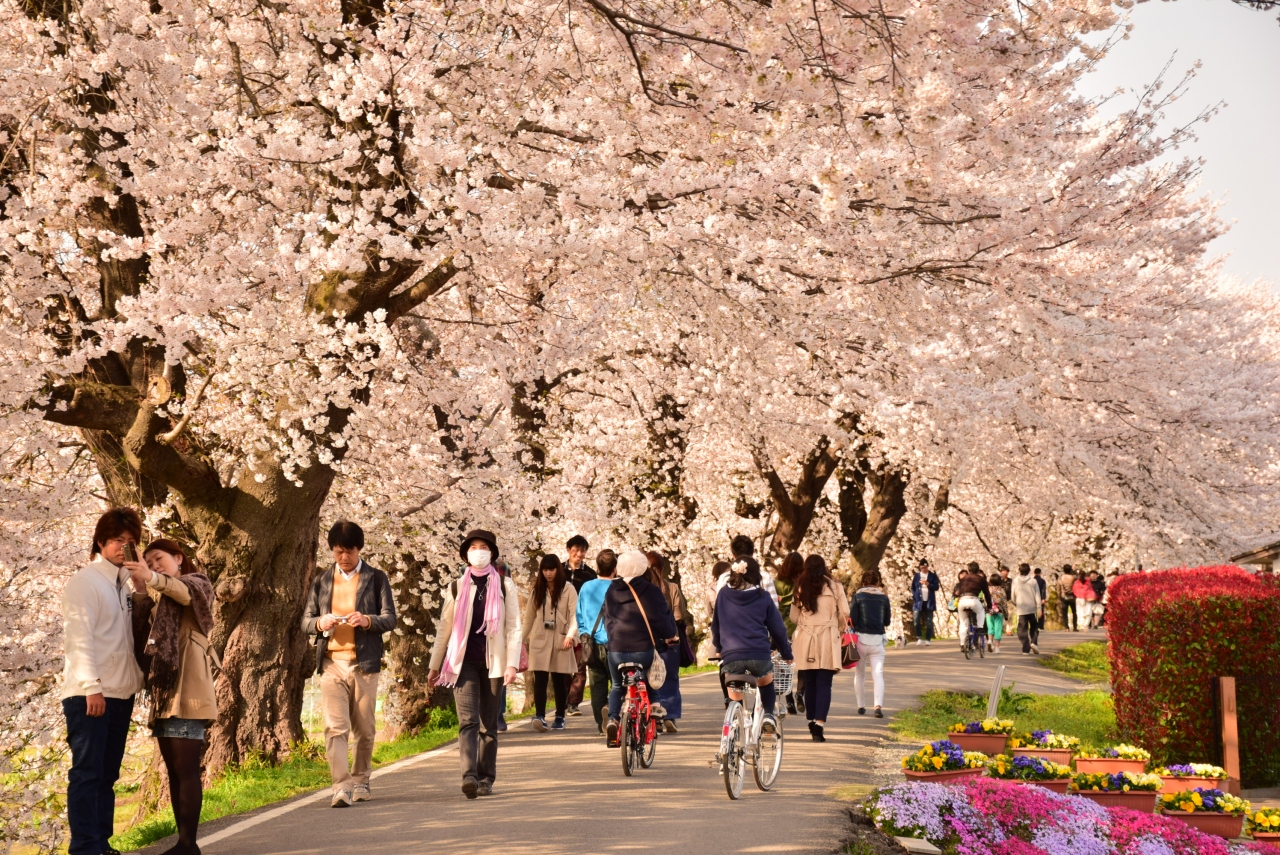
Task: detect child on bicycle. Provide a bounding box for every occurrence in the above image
[710,558,794,734]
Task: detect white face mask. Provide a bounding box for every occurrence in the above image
[467,549,491,569]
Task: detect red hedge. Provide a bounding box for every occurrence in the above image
[1108,565,1280,788]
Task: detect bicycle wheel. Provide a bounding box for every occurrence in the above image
[639,712,657,768]
[962,637,972,660]
[754,718,784,791]
[978,636,986,659]
[621,704,635,777]
[722,702,746,800]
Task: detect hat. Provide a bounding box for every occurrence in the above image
[918,558,929,566]
[459,529,499,562]
[617,550,649,581]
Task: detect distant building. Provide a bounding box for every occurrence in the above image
[1230,538,1280,573]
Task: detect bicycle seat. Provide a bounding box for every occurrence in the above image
[723,672,759,687]
[617,661,645,672]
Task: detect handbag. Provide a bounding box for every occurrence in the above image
[841,630,860,669]
[678,623,696,668]
[623,580,666,688]
[581,602,608,670]
[947,595,959,613]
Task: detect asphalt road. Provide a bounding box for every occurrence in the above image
[146,629,1103,855]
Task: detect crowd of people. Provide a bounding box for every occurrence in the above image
[60,506,1113,855]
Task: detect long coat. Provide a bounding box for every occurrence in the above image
[789,577,850,672]
[521,584,579,674]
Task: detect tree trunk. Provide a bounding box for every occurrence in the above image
[752,436,839,566]
[849,465,910,583]
[384,555,453,736]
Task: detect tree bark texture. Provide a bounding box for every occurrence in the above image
[383,555,454,736]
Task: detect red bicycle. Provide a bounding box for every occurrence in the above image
[616,661,658,776]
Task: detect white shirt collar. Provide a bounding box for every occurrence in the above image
[335,559,363,581]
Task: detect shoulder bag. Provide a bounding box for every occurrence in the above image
[622,580,667,688]
[842,584,861,668]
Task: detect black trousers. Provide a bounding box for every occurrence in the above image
[1059,597,1077,631]
[1017,613,1040,653]
[453,662,500,785]
[587,664,611,731]
[532,671,569,719]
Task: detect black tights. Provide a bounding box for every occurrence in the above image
[532,671,569,719]
[157,737,204,855]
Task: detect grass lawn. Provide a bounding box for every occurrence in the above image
[111,724,458,852]
[890,688,1116,752]
[1039,640,1110,683]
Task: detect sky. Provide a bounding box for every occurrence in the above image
[1073,0,1280,286]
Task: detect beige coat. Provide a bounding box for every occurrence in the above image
[429,573,522,679]
[521,585,579,674]
[789,578,850,672]
[148,574,219,721]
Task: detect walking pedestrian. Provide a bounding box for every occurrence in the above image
[563,535,594,717]
[955,562,991,650]
[789,554,849,742]
[1033,568,1048,631]
[1090,571,1108,627]
[711,558,793,734]
[985,572,1006,653]
[428,530,521,799]
[645,551,686,732]
[575,549,617,733]
[603,551,679,748]
[910,558,939,645]
[127,539,218,855]
[851,569,891,718]
[1011,563,1043,655]
[522,555,579,732]
[1057,564,1078,631]
[302,521,398,807]
[62,508,147,855]
[1073,572,1094,632]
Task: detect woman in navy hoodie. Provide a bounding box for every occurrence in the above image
[710,558,793,732]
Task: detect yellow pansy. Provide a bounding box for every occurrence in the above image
[932,756,944,770]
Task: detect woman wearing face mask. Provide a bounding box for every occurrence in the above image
[522,555,578,731]
[124,539,217,855]
[429,530,522,799]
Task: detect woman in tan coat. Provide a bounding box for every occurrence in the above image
[522,555,579,731]
[126,539,217,855]
[789,554,849,742]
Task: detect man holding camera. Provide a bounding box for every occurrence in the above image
[302,521,397,808]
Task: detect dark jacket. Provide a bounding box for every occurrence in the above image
[1035,575,1047,600]
[955,574,991,608]
[711,586,793,663]
[302,561,397,674]
[604,577,678,653]
[911,571,940,611]
[852,588,893,635]
[567,562,596,592]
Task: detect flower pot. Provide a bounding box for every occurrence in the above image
[1073,790,1158,811]
[903,767,986,783]
[1023,778,1071,794]
[1012,747,1075,765]
[1252,832,1280,850]
[949,733,1009,754]
[1160,811,1244,839]
[1074,758,1147,775]
[1159,776,1226,792]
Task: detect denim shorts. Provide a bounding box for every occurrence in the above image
[721,658,773,679]
[152,717,208,740]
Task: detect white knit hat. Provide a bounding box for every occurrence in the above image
[617,550,649,581]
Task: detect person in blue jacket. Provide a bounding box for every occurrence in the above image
[711,559,794,734]
[910,558,940,645]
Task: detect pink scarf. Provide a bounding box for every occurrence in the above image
[438,565,504,687]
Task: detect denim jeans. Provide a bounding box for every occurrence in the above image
[63,695,135,855]
[607,650,654,721]
[912,608,935,641]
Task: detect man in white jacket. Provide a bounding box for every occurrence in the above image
[62,508,146,855]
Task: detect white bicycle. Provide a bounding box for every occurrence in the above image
[716,655,792,799]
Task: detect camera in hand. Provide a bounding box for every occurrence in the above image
[124,542,139,563]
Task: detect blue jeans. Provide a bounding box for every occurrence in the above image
[650,646,682,719]
[63,695,135,855]
[607,650,654,721]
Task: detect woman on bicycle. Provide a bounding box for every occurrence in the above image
[645,551,686,733]
[789,554,849,742]
[955,561,991,653]
[522,554,579,731]
[603,551,678,748]
[710,559,793,734]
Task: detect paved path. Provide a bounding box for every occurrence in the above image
[149,629,1104,855]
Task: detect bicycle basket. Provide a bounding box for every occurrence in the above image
[771,659,794,697]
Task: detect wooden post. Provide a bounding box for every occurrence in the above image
[1220,676,1241,795]
[986,666,1006,719]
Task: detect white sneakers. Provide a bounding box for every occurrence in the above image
[331,789,352,808]
[353,783,371,802]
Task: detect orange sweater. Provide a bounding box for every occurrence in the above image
[327,571,359,660]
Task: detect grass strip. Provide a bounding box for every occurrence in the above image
[112,726,458,852]
[1039,639,1110,683]
[889,688,1116,752]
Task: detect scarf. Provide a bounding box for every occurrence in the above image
[145,572,216,712]
[438,565,503,688]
